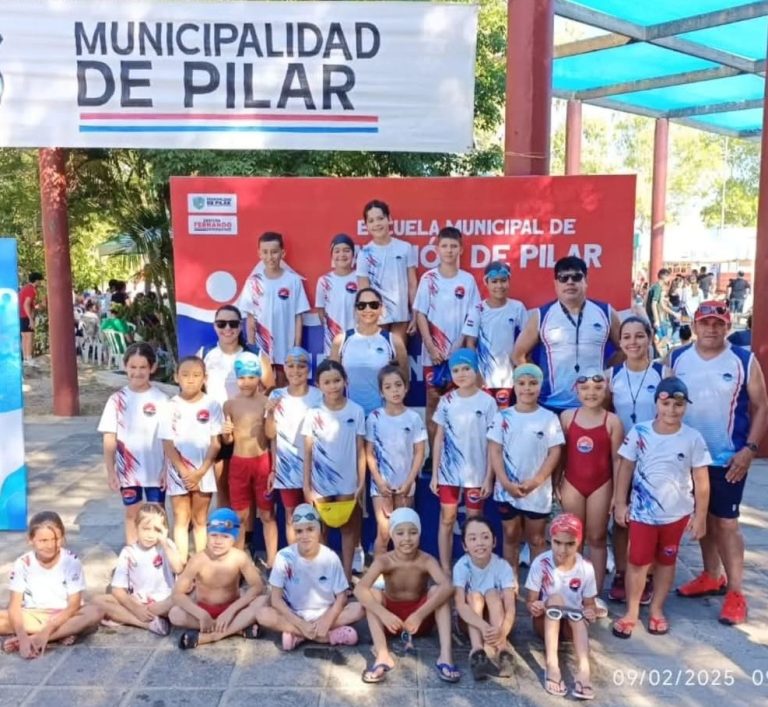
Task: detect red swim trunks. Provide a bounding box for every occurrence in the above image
[229,453,273,512]
[384,594,434,637]
[197,600,236,619]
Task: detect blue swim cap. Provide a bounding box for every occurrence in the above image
[484,261,511,280]
[285,346,311,365]
[513,363,543,382]
[207,507,240,539]
[234,351,262,378]
[448,348,479,372]
[330,233,355,251]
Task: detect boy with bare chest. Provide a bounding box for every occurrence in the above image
[354,508,459,684]
[170,508,265,648]
[221,352,277,565]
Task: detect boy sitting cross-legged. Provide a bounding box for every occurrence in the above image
[255,503,364,650]
[354,508,460,684]
[169,508,266,649]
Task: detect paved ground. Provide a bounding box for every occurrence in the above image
[2,380,768,705]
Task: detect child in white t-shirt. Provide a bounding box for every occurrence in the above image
[301,360,366,582]
[525,514,597,700]
[255,504,364,650]
[431,348,496,573]
[356,199,417,340]
[488,364,564,582]
[366,364,427,556]
[160,356,223,562]
[453,517,516,681]
[0,511,102,658]
[415,227,481,451]
[236,231,310,386]
[316,233,358,354]
[265,346,323,544]
[96,504,184,636]
[98,342,169,545]
[612,377,711,640]
[462,261,528,408]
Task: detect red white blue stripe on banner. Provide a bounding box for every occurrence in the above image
[79,113,379,134]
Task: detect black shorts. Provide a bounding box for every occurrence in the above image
[497,502,549,521]
[216,439,234,462]
[708,465,746,519]
[20,317,33,333]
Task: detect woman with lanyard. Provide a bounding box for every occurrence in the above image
[329,288,409,417]
[199,304,274,506]
[604,315,663,606]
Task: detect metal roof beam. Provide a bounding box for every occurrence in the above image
[666,98,764,118]
[555,33,635,58]
[645,2,768,40]
[651,36,757,72]
[570,66,740,100]
[554,0,647,38]
[673,116,753,138]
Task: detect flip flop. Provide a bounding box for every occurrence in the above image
[469,650,494,681]
[544,671,567,697]
[611,617,636,639]
[572,680,595,701]
[178,629,199,650]
[362,662,393,684]
[435,662,461,683]
[648,616,669,635]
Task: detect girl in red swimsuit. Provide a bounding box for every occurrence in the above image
[558,371,624,617]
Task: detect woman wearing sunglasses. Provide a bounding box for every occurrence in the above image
[604,316,663,604]
[329,288,409,417]
[199,305,274,506]
[558,370,624,619]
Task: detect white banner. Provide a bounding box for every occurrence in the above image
[0,1,478,152]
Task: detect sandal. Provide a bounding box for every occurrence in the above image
[611,617,636,639]
[328,625,358,646]
[242,624,259,640]
[497,649,517,678]
[469,650,494,681]
[435,662,461,683]
[648,615,669,635]
[362,662,393,684]
[544,671,567,697]
[178,629,199,650]
[572,680,595,700]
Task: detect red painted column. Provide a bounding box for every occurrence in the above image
[565,99,582,175]
[649,119,669,282]
[504,0,554,176]
[39,148,79,416]
[753,62,768,456]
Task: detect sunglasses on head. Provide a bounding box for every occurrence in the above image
[556,272,585,283]
[208,519,237,530]
[355,300,381,311]
[576,374,605,384]
[697,304,728,316]
[292,511,320,524]
[545,606,584,622]
[215,320,241,329]
[657,391,687,401]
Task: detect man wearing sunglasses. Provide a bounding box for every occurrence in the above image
[668,301,768,625]
[513,256,621,414]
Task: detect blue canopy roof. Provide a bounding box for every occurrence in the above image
[554,0,768,137]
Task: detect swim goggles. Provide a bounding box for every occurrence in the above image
[545,606,584,622]
[575,374,605,384]
[657,391,687,401]
[208,519,238,530]
[291,510,320,524]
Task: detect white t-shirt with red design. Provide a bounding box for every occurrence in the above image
[315,271,358,354]
[98,386,169,488]
[111,541,177,603]
[236,269,310,364]
[355,238,416,324]
[414,268,480,359]
[525,551,597,611]
[159,394,223,496]
[9,549,86,610]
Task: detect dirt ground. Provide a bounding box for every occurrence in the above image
[22,356,119,416]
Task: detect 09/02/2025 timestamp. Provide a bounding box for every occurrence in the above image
[612,669,768,687]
